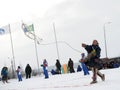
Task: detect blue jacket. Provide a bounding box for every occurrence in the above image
[1,68,8,76]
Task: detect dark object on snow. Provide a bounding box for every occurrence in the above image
[51,69,59,75]
[77,65,82,72]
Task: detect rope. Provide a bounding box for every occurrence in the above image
[38,41,82,53]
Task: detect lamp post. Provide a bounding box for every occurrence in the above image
[103,22,112,58]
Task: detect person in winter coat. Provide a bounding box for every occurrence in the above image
[68,58,75,73]
[25,64,32,79]
[77,65,82,72]
[1,67,8,83]
[82,40,105,84]
[51,69,59,75]
[41,59,49,79]
[55,59,61,74]
[80,53,90,75]
[16,66,22,82]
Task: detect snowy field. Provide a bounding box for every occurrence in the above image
[0,68,120,90]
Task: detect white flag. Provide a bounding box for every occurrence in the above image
[0,25,10,35]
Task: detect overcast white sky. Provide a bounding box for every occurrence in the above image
[0,0,120,70]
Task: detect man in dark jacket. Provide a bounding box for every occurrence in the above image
[82,40,105,84]
[68,58,75,73]
[25,64,32,79]
[55,59,61,74]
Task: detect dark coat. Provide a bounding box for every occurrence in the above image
[85,45,101,68]
[1,67,8,76]
[25,64,32,74]
[56,60,61,70]
[1,67,8,81]
[68,58,75,73]
[77,65,82,72]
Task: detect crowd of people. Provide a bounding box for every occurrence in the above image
[0,64,32,83]
[102,61,120,69]
[1,40,119,84]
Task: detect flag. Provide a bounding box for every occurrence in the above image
[22,23,34,33]
[27,24,34,32]
[0,25,10,35]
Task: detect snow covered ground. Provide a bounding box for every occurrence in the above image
[0,68,120,90]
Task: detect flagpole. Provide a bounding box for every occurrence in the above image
[9,24,16,78]
[53,23,60,60]
[32,24,40,75]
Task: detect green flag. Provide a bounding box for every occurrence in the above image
[22,23,34,33]
[27,24,34,32]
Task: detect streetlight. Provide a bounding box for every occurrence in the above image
[103,22,112,58]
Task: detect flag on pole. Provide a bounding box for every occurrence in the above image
[27,24,34,32]
[21,23,35,40]
[0,25,10,35]
[21,22,42,43]
[21,22,41,75]
[22,23,34,33]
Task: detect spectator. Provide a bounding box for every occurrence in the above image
[25,64,32,79]
[77,65,82,72]
[51,69,59,75]
[68,58,75,73]
[16,66,22,82]
[41,59,49,79]
[55,59,61,74]
[80,53,90,75]
[1,67,8,83]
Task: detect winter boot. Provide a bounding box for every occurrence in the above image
[90,76,97,84]
[101,74,105,81]
[90,80,97,84]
